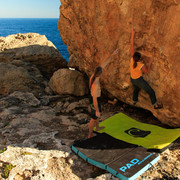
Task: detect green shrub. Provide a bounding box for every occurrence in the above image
[0,148,6,154]
[1,163,15,179]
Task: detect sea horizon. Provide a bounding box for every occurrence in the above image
[0,17,59,19]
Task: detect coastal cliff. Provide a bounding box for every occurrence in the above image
[58,0,180,127]
[0,33,67,79]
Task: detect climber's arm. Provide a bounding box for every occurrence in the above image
[142,57,153,74]
[100,49,119,69]
[131,28,135,57]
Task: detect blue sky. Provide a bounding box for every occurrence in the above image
[0,0,61,18]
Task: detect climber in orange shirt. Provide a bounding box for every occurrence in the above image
[130,28,162,109]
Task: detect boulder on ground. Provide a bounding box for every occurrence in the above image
[49,68,89,96]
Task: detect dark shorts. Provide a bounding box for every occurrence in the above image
[89,96,101,120]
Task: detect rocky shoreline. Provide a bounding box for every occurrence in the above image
[0,33,179,179]
[0,92,179,180]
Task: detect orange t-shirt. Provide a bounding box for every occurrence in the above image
[130,58,144,79]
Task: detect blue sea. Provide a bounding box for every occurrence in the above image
[0,18,69,61]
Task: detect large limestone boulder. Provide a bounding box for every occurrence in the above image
[58,0,180,127]
[49,68,89,96]
[0,33,67,79]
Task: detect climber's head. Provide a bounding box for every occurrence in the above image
[133,52,142,69]
[133,52,141,62]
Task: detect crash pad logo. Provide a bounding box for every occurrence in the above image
[125,128,151,138]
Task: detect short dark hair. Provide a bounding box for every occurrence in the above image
[89,66,103,89]
[96,66,103,74]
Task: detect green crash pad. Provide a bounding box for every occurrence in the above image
[97,113,180,151]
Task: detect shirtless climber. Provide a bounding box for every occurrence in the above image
[88,49,119,138]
